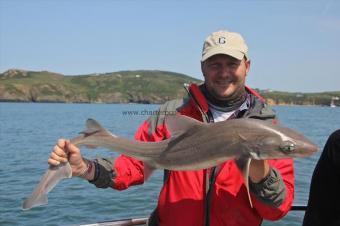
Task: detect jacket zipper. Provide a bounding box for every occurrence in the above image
[183,83,216,226]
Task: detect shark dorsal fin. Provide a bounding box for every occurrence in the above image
[81,118,116,138]
[165,115,207,136]
[83,118,104,134]
[88,118,103,129]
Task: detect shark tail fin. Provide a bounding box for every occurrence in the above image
[22,194,48,211]
[22,163,72,211]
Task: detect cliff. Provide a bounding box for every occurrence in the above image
[0,69,200,104]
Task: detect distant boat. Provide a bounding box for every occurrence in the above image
[330,99,337,108]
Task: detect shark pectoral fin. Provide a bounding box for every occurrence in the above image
[235,157,253,208]
[143,163,155,182]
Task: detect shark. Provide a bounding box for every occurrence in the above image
[22,115,318,210]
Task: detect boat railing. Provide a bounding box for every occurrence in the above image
[79,205,307,226]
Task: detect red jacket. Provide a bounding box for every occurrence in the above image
[112,84,294,226]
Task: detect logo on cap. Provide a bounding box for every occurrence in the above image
[218,37,226,44]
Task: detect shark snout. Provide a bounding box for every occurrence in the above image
[293,140,319,157]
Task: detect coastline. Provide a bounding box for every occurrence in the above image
[0,99,337,107]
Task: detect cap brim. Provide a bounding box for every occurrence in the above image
[201,48,245,62]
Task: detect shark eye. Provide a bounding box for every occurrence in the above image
[280,141,296,153]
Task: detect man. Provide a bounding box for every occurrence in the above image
[48,30,294,226]
[303,129,340,226]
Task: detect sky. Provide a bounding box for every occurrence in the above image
[0,0,339,92]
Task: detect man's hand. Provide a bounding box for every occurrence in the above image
[249,159,270,183]
[48,139,88,177]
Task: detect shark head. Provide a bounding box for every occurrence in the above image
[248,122,319,159]
[278,133,319,158]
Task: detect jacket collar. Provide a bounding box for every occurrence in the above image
[186,83,265,114]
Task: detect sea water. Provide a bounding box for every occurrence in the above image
[0,103,339,226]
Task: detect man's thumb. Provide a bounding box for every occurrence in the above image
[65,140,79,154]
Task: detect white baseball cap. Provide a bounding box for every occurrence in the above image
[201,30,248,62]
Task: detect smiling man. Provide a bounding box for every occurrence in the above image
[201,30,250,102]
[48,30,294,226]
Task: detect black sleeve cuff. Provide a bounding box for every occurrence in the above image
[249,168,286,207]
[88,157,116,189]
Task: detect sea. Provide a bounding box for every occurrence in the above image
[0,103,339,226]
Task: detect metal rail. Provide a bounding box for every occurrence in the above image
[79,205,308,226]
[290,205,307,211]
[79,217,148,226]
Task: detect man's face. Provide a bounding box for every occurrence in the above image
[201,54,250,100]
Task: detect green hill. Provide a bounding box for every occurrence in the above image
[0,69,339,106]
[0,69,201,104]
[258,89,340,106]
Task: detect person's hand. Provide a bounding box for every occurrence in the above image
[249,159,270,183]
[48,139,87,176]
